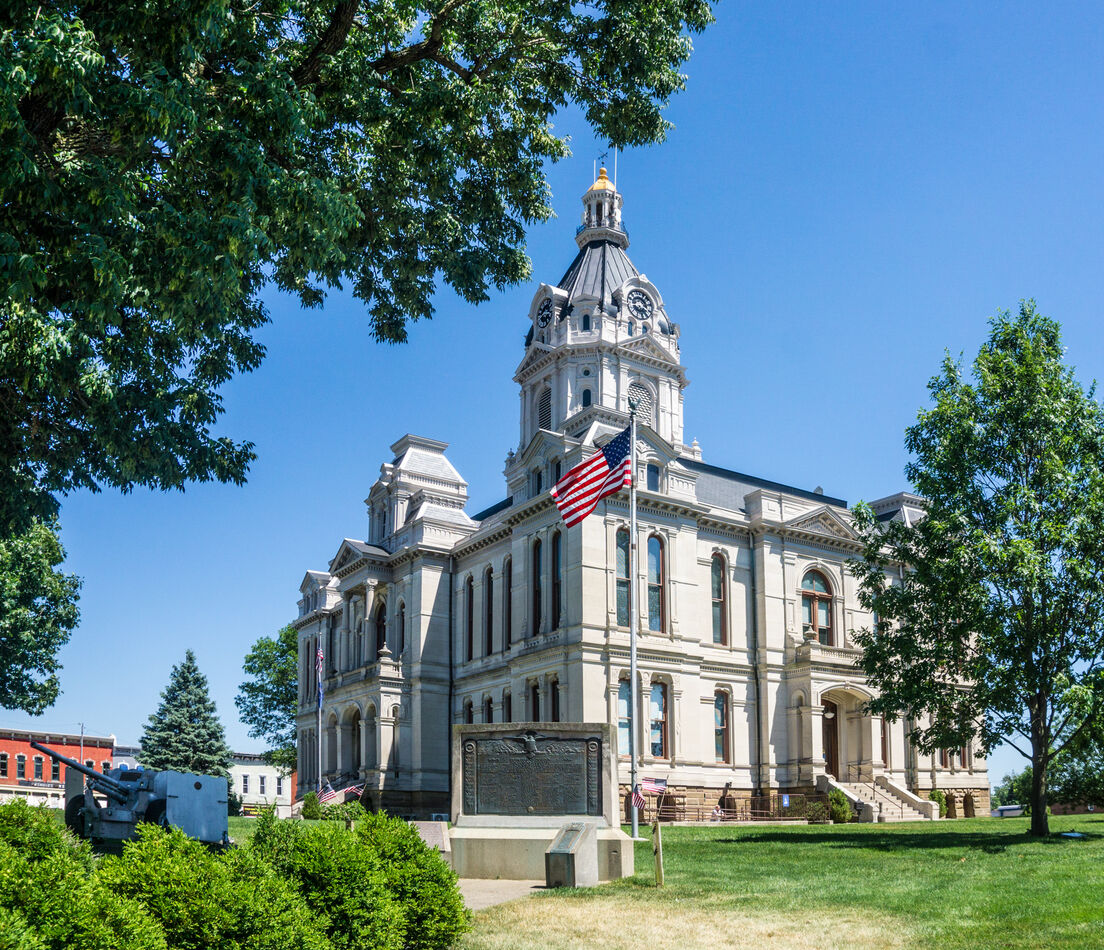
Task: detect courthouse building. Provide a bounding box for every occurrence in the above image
[292,170,989,819]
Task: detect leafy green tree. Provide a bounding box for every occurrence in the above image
[851,302,1104,836]
[0,518,80,714]
[236,625,299,771]
[139,650,232,778]
[0,0,714,541]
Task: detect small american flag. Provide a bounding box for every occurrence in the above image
[640,777,667,795]
[550,425,633,527]
[316,646,324,710]
[632,785,645,810]
[319,782,337,804]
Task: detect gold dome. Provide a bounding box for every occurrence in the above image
[586,167,617,192]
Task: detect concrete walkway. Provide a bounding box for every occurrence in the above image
[458,879,545,911]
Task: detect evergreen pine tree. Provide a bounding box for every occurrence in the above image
[139,650,232,778]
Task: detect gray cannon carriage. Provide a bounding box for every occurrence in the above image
[30,741,229,850]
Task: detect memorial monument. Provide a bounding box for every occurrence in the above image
[448,722,634,881]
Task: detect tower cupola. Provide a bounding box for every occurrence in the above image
[577,167,628,249]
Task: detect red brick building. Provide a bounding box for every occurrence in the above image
[0,727,115,808]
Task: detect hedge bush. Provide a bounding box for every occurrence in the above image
[828,788,854,823]
[322,799,368,822]
[0,801,164,950]
[99,824,329,950]
[928,788,948,818]
[300,791,323,820]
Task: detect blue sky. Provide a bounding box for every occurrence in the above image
[8,2,1103,788]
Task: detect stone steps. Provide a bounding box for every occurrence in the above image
[839,782,928,822]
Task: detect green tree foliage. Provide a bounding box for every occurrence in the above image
[0,801,166,950]
[300,791,323,820]
[827,788,852,824]
[0,0,714,542]
[98,825,330,950]
[0,518,80,713]
[139,650,232,778]
[927,789,948,818]
[851,302,1104,836]
[990,768,1033,811]
[236,625,298,771]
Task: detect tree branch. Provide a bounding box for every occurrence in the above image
[292,0,360,87]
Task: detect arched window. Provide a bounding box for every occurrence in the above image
[530,682,540,721]
[800,571,833,645]
[617,679,631,756]
[503,691,512,722]
[398,601,406,655]
[616,528,630,627]
[581,312,591,332]
[503,558,513,648]
[483,696,493,723]
[531,540,542,635]
[714,692,730,763]
[537,388,552,430]
[646,463,660,492]
[647,535,665,632]
[465,576,474,661]
[711,554,727,645]
[650,683,669,758]
[551,531,562,628]
[531,468,543,497]
[464,700,474,724]
[582,388,592,407]
[375,602,387,657]
[484,567,494,655]
[550,678,561,722]
[553,459,562,482]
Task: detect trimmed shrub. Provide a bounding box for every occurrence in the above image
[928,789,948,818]
[98,825,328,950]
[805,800,830,823]
[322,799,368,822]
[828,788,853,824]
[0,801,164,950]
[356,812,470,950]
[300,791,323,820]
[249,811,405,950]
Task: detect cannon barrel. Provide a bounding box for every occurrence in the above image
[29,741,129,803]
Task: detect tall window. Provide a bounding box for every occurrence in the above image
[618,680,631,756]
[530,682,540,721]
[531,468,543,497]
[616,528,630,626]
[259,775,267,796]
[647,535,665,632]
[959,746,968,768]
[880,715,889,766]
[483,697,494,723]
[398,601,406,655]
[711,554,727,645]
[646,463,660,492]
[939,748,950,769]
[464,700,474,724]
[582,313,591,331]
[33,756,43,780]
[582,388,592,407]
[242,774,250,794]
[650,683,669,758]
[531,540,543,635]
[800,571,833,646]
[484,567,494,655]
[51,759,59,781]
[551,531,562,628]
[504,691,512,722]
[375,602,387,656]
[276,776,284,796]
[714,692,730,763]
[504,558,513,648]
[465,576,474,661]
[0,753,7,778]
[551,679,561,722]
[16,755,25,779]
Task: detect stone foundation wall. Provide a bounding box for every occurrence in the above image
[936,786,990,818]
[363,789,449,818]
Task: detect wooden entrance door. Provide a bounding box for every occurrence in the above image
[822,700,839,777]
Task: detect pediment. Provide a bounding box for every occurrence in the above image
[621,334,680,366]
[514,429,579,469]
[329,538,367,572]
[784,507,858,541]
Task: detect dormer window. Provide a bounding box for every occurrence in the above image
[581,313,591,331]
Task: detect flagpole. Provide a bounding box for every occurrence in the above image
[317,646,323,794]
[628,402,640,840]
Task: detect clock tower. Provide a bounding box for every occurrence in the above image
[510,168,690,493]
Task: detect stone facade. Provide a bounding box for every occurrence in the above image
[292,171,989,818]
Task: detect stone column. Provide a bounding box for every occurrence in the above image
[359,716,370,776]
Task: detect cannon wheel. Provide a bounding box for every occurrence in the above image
[141,800,169,829]
[64,796,85,837]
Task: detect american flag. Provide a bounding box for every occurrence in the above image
[640,777,667,795]
[316,645,324,710]
[632,785,646,810]
[550,425,633,527]
[319,782,337,804]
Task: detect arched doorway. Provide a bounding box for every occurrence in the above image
[822,699,840,778]
[963,793,976,818]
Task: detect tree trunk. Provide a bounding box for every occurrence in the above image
[1030,705,1049,836]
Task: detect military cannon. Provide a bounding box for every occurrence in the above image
[30,741,229,850]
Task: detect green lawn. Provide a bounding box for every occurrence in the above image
[461,816,1104,950]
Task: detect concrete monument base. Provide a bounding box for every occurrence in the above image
[449,823,633,880]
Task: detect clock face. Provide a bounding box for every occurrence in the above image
[536,298,553,327]
[627,290,654,320]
